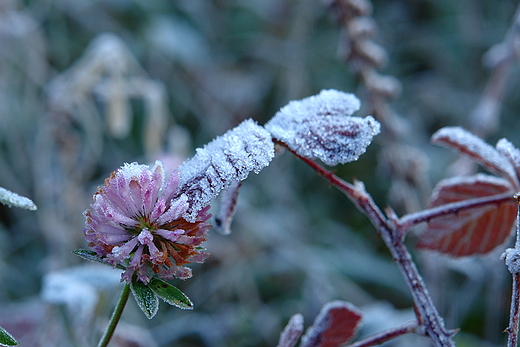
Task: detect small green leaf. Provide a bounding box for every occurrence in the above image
[72,249,125,270]
[0,326,18,346]
[130,280,159,319]
[149,278,193,310]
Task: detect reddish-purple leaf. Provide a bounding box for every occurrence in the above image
[300,301,362,347]
[276,314,304,347]
[214,181,241,235]
[496,138,520,187]
[431,127,516,184]
[417,174,516,257]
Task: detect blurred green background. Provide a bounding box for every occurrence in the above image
[1,0,520,346]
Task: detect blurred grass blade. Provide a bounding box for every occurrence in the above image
[0,326,18,346]
[130,280,159,319]
[149,278,193,310]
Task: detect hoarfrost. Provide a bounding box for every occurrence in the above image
[496,138,520,184]
[265,89,380,166]
[431,126,517,183]
[0,186,37,210]
[276,313,304,347]
[503,248,520,274]
[176,119,274,222]
[130,281,159,319]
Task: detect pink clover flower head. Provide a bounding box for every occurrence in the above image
[83,161,212,284]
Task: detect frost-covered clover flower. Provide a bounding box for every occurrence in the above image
[83,119,275,284]
[83,161,212,284]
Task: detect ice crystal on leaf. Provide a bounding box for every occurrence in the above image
[83,161,212,284]
[431,126,517,185]
[265,89,380,166]
[0,186,37,211]
[175,119,275,222]
[277,314,304,347]
[418,126,520,257]
[417,174,516,256]
[496,138,520,182]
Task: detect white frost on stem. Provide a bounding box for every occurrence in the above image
[0,186,37,211]
[276,313,304,347]
[176,119,275,222]
[265,89,380,166]
[503,248,520,274]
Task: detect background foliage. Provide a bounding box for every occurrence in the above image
[0,0,519,346]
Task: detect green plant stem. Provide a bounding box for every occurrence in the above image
[97,283,131,347]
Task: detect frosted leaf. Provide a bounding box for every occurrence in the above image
[148,278,193,310]
[214,181,241,235]
[130,280,159,319]
[276,313,304,347]
[176,119,274,222]
[300,300,363,347]
[496,138,520,185]
[0,326,17,346]
[418,174,516,257]
[0,186,37,211]
[265,89,380,166]
[431,126,516,184]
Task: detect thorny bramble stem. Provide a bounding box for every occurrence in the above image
[504,197,520,347]
[97,283,131,347]
[346,321,418,347]
[285,146,455,347]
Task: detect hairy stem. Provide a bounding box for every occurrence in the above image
[97,283,131,347]
[289,149,455,346]
[347,321,418,347]
[506,273,520,347]
[505,199,520,347]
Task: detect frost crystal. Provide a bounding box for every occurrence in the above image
[277,313,304,347]
[0,186,37,211]
[502,248,520,274]
[496,138,520,183]
[431,126,517,182]
[265,89,380,166]
[176,119,275,222]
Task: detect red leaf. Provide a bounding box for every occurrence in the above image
[432,127,516,184]
[300,301,362,347]
[214,181,241,235]
[496,138,520,186]
[417,174,516,257]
